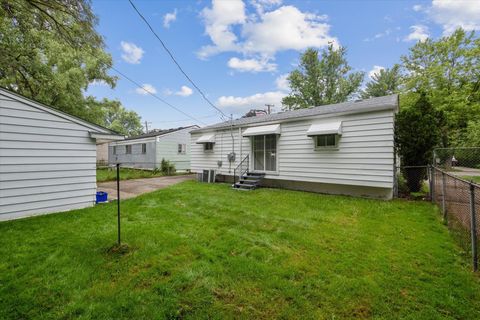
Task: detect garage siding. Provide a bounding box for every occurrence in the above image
[0,92,97,221]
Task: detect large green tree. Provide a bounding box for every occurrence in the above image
[401,29,480,146]
[282,45,364,110]
[0,0,143,134]
[87,98,143,136]
[361,64,402,99]
[395,94,444,191]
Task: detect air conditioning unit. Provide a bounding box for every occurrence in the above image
[200,169,216,183]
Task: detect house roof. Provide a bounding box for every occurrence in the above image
[0,87,123,136]
[191,94,399,133]
[125,125,199,141]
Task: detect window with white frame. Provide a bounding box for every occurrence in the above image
[204,142,214,152]
[178,144,186,154]
[141,143,147,154]
[113,146,117,155]
[125,145,132,154]
[315,134,338,148]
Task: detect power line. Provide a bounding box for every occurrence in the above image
[109,66,207,125]
[66,36,209,126]
[128,0,228,121]
[151,113,219,124]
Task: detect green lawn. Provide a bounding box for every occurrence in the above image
[1,182,480,319]
[96,167,165,182]
[461,175,480,184]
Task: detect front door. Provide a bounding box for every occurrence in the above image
[253,134,277,172]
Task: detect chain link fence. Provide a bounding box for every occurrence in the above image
[394,165,430,199]
[431,166,479,271]
[395,147,480,271]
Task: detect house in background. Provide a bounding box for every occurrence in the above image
[109,126,199,170]
[0,87,124,221]
[190,95,398,199]
[96,142,109,166]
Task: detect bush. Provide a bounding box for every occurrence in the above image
[160,158,176,175]
[395,94,443,192]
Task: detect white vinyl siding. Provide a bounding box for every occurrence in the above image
[0,92,101,221]
[190,109,395,190]
[155,128,193,171]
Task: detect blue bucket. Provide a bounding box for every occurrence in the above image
[96,191,108,204]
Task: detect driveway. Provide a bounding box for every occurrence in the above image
[97,174,196,200]
[450,166,480,177]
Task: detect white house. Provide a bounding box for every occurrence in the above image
[190,95,398,199]
[108,126,199,171]
[0,88,124,221]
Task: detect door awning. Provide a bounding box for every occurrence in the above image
[196,134,215,144]
[242,124,281,137]
[307,121,342,136]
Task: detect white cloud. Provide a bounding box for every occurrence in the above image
[412,4,423,12]
[136,84,157,95]
[275,74,290,91]
[227,57,276,72]
[163,9,177,28]
[198,1,337,72]
[404,25,429,42]
[242,6,337,55]
[251,0,283,14]
[364,28,391,42]
[175,85,193,97]
[217,91,286,112]
[368,65,385,79]
[429,0,480,35]
[198,0,246,58]
[89,79,109,87]
[120,41,144,64]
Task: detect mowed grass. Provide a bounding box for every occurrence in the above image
[461,175,480,184]
[1,181,480,319]
[96,167,165,182]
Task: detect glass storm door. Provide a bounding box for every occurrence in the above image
[252,135,277,172]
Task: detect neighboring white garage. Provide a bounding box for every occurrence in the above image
[0,88,124,221]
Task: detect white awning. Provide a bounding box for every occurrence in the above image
[242,124,281,137]
[307,121,342,136]
[196,134,215,144]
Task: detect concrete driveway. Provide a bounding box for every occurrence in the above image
[97,174,195,200]
[451,166,480,177]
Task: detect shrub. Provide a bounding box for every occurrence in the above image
[395,94,444,192]
[160,158,176,175]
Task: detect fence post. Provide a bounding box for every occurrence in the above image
[442,172,447,222]
[116,163,121,246]
[431,166,435,203]
[470,183,477,272]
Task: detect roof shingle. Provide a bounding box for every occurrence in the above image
[192,95,398,133]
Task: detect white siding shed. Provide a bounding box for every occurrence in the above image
[0,88,124,221]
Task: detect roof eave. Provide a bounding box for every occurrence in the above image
[190,101,397,133]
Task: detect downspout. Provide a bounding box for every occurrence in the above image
[239,127,242,163]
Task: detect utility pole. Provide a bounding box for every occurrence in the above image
[265,104,274,114]
[144,121,152,133]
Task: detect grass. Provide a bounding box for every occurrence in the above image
[96,167,165,182]
[1,182,480,319]
[461,176,480,184]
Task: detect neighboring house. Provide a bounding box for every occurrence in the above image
[96,142,109,166]
[190,95,398,199]
[109,126,199,171]
[0,87,124,221]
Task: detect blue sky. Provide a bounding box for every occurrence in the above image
[87,0,480,130]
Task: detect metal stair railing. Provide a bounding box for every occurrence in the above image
[233,154,249,186]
